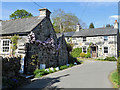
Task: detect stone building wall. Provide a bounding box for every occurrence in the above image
[26,17,68,72]
[65,35,118,59]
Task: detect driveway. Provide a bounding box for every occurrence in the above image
[21,60,117,88]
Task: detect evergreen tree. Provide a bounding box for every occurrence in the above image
[89,23,94,28]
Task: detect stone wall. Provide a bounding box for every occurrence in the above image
[26,17,68,73]
[65,35,118,59]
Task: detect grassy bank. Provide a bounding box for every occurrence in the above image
[110,70,119,88]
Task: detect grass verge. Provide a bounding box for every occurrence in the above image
[109,70,119,88]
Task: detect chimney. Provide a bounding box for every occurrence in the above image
[39,8,51,18]
[76,23,82,31]
[114,20,119,29]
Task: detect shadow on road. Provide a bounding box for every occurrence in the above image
[18,74,70,89]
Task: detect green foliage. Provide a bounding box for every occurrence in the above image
[10,9,33,19]
[11,35,19,55]
[80,53,86,58]
[33,69,49,78]
[85,52,91,58]
[52,9,86,33]
[60,65,68,70]
[110,70,119,88]
[89,23,94,28]
[104,56,117,61]
[69,64,74,67]
[106,24,111,27]
[67,42,74,52]
[49,68,54,73]
[31,54,39,69]
[71,48,82,57]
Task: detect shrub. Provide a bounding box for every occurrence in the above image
[80,53,86,58]
[69,64,74,67]
[33,69,49,78]
[71,48,82,57]
[60,65,68,70]
[68,55,77,64]
[85,52,91,58]
[104,56,117,61]
[49,68,54,73]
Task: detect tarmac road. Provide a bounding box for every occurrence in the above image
[21,60,117,88]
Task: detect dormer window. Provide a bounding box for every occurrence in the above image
[104,36,108,41]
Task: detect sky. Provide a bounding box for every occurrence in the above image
[1,2,119,28]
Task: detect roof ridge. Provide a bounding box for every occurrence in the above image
[2,16,39,22]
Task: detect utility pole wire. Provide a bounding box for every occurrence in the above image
[31,0,44,8]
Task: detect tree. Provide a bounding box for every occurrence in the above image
[106,24,111,27]
[10,9,33,19]
[51,9,87,33]
[89,23,94,28]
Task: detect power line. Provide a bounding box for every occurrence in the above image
[33,2,44,8]
[31,0,44,8]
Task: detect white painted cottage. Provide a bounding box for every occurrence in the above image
[57,20,120,59]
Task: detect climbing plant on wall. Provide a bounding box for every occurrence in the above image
[11,35,19,56]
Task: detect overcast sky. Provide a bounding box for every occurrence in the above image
[1,2,119,28]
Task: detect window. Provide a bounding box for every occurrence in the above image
[83,47,87,53]
[2,40,10,53]
[104,36,108,41]
[104,47,108,53]
[83,37,86,42]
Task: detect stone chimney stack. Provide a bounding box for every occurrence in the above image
[76,23,82,31]
[114,20,119,29]
[39,8,51,18]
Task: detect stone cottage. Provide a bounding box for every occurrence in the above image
[57,20,120,59]
[0,8,68,73]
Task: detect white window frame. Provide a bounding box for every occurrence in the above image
[1,39,10,54]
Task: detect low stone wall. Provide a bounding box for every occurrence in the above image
[2,56,21,78]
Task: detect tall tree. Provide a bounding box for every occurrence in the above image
[10,9,33,19]
[51,9,87,33]
[89,23,94,28]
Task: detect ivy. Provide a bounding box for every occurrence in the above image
[11,35,19,56]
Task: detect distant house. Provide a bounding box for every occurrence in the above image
[57,20,120,59]
[0,8,68,73]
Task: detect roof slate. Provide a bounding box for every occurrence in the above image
[0,16,45,35]
[62,27,118,37]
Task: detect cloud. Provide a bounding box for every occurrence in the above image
[109,15,120,19]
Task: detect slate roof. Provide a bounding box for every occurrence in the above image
[0,16,45,35]
[57,27,118,37]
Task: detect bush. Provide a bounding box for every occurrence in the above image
[71,48,82,57]
[69,64,74,67]
[85,52,91,58]
[80,53,86,58]
[60,65,68,70]
[33,69,49,78]
[104,56,117,61]
[49,68,54,73]
[68,55,77,64]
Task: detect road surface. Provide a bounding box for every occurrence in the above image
[21,60,117,88]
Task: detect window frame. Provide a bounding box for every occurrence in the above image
[83,46,87,53]
[1,39,10,54]
[83,37,86,42]
[104,47,108,53]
